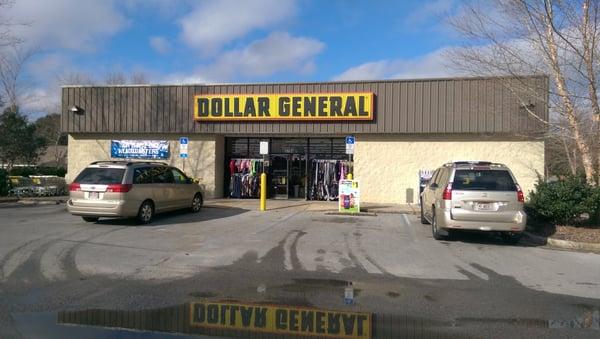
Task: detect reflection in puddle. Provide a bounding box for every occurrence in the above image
[13,302,597,339]
[548,310,599,330]
[12,312,206,338]
[456,310,600,330]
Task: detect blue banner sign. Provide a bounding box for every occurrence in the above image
[111,140,170,159]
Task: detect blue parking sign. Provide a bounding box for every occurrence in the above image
[179,137,188,145]
[345,136,355,144]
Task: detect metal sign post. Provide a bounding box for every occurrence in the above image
[179,137,189,172]
[259,140,269,211]
[345,136,355,179]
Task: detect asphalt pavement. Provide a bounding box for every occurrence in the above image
[0,202,599,338]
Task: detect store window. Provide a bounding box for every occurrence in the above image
[224,137,350,200]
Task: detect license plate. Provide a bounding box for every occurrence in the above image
[475,202,493,211]
[88,192,100,199]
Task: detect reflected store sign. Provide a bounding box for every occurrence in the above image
[190,301,371,338]
[110,140,170,159]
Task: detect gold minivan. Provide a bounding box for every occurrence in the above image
[420,161,527,243]
[67,161,203,224]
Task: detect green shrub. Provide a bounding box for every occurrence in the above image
[0,169,7,196]
[526,175,600,225]
[9,166,67,177]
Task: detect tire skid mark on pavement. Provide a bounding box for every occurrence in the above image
[1,225,128,284]
[343,231,383,274]
[60,226,130,281]
[0,236,49,280]
[128,255,172,280]
[353,229,388,274]
[283,230,307,271]
[252,205,310,235]
[0,229,75,282]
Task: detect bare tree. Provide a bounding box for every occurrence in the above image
[57,72,96,86]
[0,0,21,48]
[130,72,149,84]
[0,47,35,109]
[105,71,127,85]
[448,0,600,185]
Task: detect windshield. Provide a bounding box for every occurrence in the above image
[74,168,125,184]
[452,169,517,191]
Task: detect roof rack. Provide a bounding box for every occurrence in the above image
[90,161,168,166]
[444,161,505,167]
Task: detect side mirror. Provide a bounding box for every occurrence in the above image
[429,183,439,189]
[185,178,193,184]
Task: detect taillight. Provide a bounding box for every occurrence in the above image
[69,183,81,192]
[516,185,524,203]
[442,183,453,200]
[106,184,132,193]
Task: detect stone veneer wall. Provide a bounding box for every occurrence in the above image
[67,134,223,199]
[354,135,544,204]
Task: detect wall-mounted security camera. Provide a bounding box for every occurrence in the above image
[69,105,85,115]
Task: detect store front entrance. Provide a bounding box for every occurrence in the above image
[224,137,350,200]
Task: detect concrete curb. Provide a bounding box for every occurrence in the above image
[324,211,377,217]
[18,199,66,205]
[524,231,600,252]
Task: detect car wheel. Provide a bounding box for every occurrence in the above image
[190,193,203,213]
[136,200,154,224]
[420,200,429,224]
[82,216,99,222]
[431,208,445,240]
[501,232,521,245]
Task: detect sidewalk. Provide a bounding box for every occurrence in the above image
[0,195,68,204]
[205,198,418,214]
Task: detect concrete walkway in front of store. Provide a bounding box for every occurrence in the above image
[205,198,419,214]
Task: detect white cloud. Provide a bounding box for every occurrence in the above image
[405,0,454,26]
[195,31,325,82]
[333,47,463,81]
[161,73,209,85]
[178,0,296,56]
[6,0,127,51]
[149,36,170,54]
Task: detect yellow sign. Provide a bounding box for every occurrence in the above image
[190,301,372,338]
[194,93,374,121]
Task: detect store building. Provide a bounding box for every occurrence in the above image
[61,76,548,204]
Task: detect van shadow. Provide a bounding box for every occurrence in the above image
[441,230,542,248]
[94,206,249,227]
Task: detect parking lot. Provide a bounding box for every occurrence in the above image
[1,200,600,338]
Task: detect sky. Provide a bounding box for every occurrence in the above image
[3,0,466,118]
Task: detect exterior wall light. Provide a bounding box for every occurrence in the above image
[70,105,85,115]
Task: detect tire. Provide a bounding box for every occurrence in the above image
[431,208,445,240]
[82,216,99,222]
[136,200,154,224]
[190,193,203,213]
[420,200,429,224]
[501,232,521,245]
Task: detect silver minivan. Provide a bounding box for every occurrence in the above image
[67,161,204,224]
[420,161,526,243]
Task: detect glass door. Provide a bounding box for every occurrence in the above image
[270,155,289,199]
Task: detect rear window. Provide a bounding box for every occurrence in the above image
[74,167,125,184]
[452,169,516,191]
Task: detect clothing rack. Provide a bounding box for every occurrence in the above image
[228,158,264,198]
[308,159,352,201]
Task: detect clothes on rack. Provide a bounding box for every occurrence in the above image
[228,158,263,198]
[308,159,352,201]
